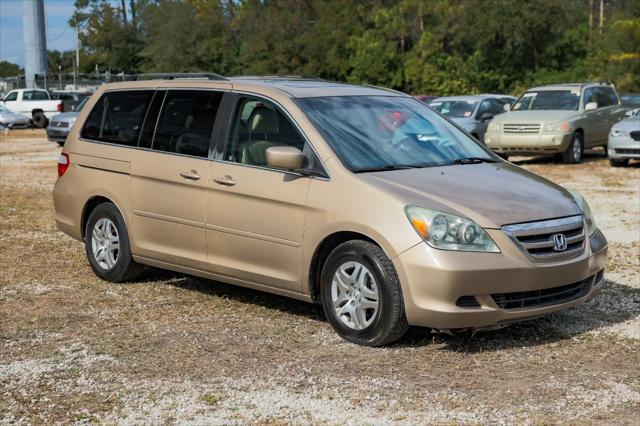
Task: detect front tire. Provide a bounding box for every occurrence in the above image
[84,203,143,282]
[320,240,408,346]
[562,132,584,164]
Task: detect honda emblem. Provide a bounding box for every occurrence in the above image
[552,233,568,251]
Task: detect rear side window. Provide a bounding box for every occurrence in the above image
[151,90,222,158]
[34,91,49,100]
[81,91,154,146]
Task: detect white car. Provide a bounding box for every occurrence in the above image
[608,108,639,167]
[1,89,63,128]
[0,104,30,129]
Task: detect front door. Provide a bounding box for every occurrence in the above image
[205,95,316,292]
[130,89,224,270]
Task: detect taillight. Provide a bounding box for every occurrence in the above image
[57,103,63,112]
[57,153,69,177]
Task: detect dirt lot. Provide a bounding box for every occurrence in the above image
[1,129,639,424]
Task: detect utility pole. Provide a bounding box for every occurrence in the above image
[23,0,47,89]
[75,25,80,90]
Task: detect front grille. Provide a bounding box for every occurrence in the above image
[503,123,541,134]
[630,131,640,142]
[492,275,593,310]
[51,121,69,128]
[502,215,585,262]
[615,148,640,155]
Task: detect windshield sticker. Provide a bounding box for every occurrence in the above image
[466,100,475,104]
[429,102,442,106]
[464,111,472,117]
[571,88,580,95]
[513,103,521,110]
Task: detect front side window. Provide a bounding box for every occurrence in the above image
[513,90,580,111]
[428,100,478,118]
[3,92,17,102]
[582,88,597,108]
[298,96,495,172]
[81,90,154,146]
[151,90,222,158]
[225,96,309,167]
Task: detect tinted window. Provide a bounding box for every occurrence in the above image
[152,90,221,158]
[3,92,17,101]
[489,99,507,115]
[81,90,154,146]
[138,90,166,149]
[22,91,35,101]
[225,96,308,167]
[476,100,491,117]
[596,87,618,107]
[298,96,494,172]
[34,91,49,100]
[583,88,597,108]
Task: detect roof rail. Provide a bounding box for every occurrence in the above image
[129,73,229,81]
[231,75,326,81]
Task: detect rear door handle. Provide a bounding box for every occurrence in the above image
[213,175,236,186]
[179,170,201,181]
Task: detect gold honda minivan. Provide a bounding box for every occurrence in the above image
[53,74,608,346]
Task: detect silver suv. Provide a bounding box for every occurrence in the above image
[484,83,627,163]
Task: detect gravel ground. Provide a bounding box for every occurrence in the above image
[1,130,639,424]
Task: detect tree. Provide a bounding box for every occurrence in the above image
[0,61,23,78]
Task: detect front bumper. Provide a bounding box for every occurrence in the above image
[46,127,69,143]
[485,130,573,155]
[0,120,29,129]
[393,228,608,330]
[608,135,640,159]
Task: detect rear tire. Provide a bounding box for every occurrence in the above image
[32,112,48,128]
[320,240,408,346]
[562,132,583,164]
[84,203,143,282]
[609,158,628,167]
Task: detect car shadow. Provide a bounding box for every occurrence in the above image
[138,270,639,351]
[509,148,606,166]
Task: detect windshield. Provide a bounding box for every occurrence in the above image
[297,96,494,172]
[428,100,478,118]
[513,90,580,111]
[621,94,640,108]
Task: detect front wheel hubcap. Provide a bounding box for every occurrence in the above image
[331,261,379,330]
[91,218,120,270]
[573,138,581,161]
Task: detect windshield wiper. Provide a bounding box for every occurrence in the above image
[353,164,426,173]
[451,157,499,165]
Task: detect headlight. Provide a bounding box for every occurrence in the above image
[610,128,627,137]
[543,121,570,133]
[568,190,597,236]
[405,206,500,252]
[488,122,500,132]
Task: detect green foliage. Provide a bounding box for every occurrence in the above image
[0,61,23,78]
[63,0,639,94]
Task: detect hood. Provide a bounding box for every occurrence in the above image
[51,111,79,122]
[0,110,29,121]
[361,162,581,228]
[613,116,640,132]
[449,117,476,128]
[493,110,579,124]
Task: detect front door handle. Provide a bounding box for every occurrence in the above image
[213,175,236,186]
[179,170,201,181]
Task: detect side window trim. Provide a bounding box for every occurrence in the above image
[218,91,329,179]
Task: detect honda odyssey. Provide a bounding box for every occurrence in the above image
[53,74,608,346]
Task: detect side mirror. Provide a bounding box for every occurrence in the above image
[503,103,511,112]
[585,102,598,112]
[266,146,304,170]
[624,109,636,118]
[480,112,494,122]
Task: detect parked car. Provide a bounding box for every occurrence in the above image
[50,90,92,112]
[480,94,517,105]
[46,97,89,145]
[608,107,639,167]
[0,104,30,129]
[620,93,640,109]
[428,95,509,142]
[53,74,607,346]
[414,95,438,104]
[484,83,627,163]
[0,88,63,128]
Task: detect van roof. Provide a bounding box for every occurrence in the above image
[101,75,406,99]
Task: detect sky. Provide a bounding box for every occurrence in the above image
[0,0,78,67]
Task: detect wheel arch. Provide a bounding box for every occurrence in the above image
[308,231,383,303]
[80,195,125,239]
[31,108,44,116]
